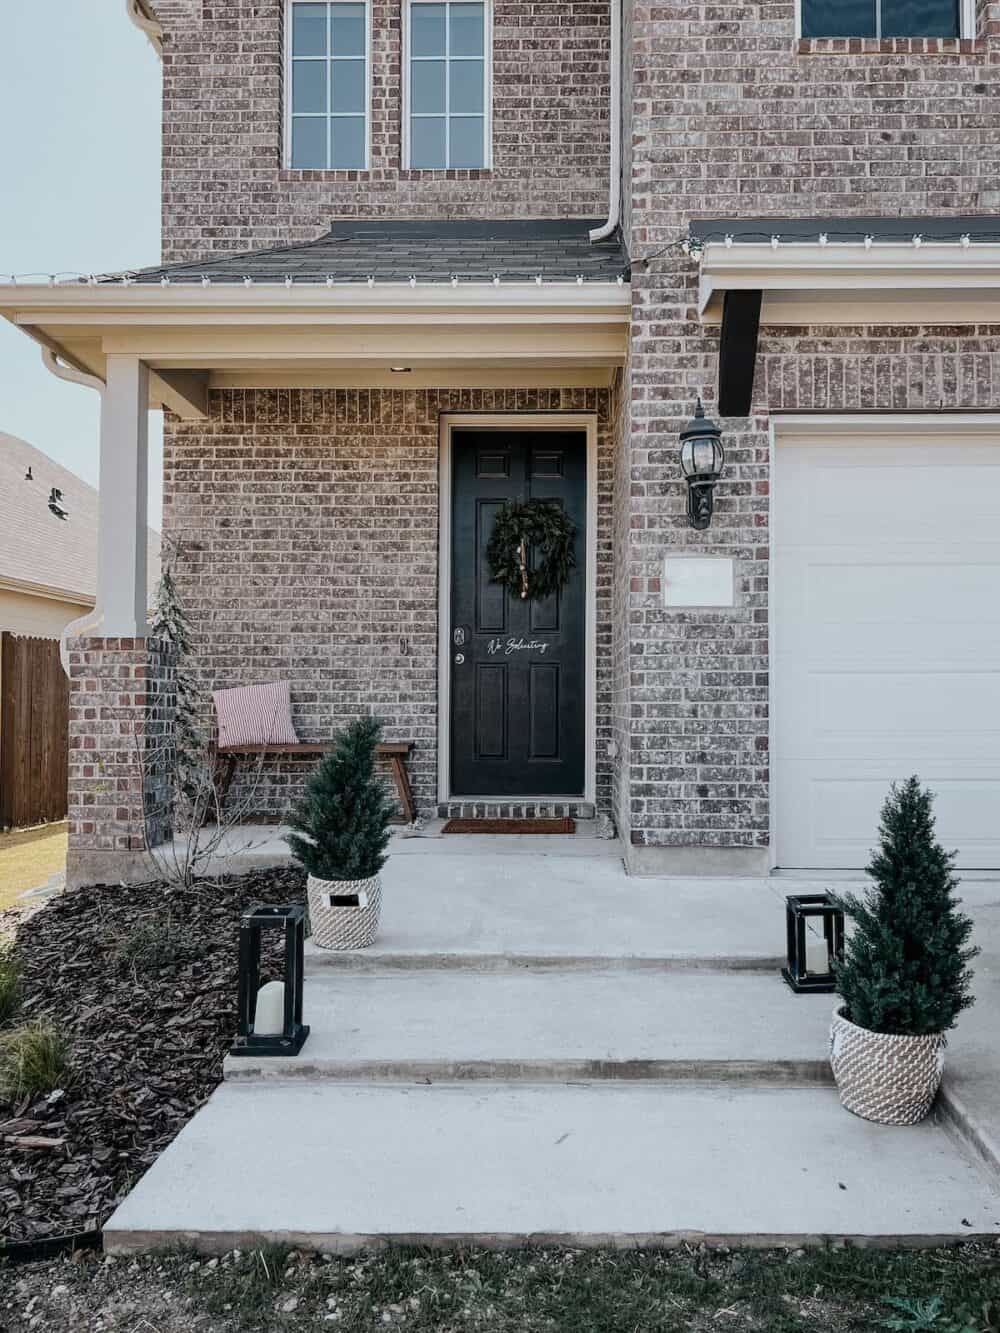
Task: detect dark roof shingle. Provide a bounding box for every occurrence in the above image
[126,218,630,286]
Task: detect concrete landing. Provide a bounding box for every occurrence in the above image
[303,854,828,971]
[103,1081,1000,1254]
[225,969,835,1083]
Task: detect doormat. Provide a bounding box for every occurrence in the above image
[441,818,576,835]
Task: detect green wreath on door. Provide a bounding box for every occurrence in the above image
[486,499,576,601]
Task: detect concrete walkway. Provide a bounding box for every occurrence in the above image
[104,840,1000,1253]
[104,1083,1000,1253]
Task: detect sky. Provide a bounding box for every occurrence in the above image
[0,2,164,527]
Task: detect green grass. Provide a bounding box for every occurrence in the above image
[0,1019,70,1103]
[193,1245,292,1330]
[0,946,19,1027]
[177,1244,1000,1333]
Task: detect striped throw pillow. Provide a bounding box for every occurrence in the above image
[213,681,300,748]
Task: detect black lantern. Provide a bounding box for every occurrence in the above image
[230,904,309,1058]
[782,894,845,994]
[679,399,725,530]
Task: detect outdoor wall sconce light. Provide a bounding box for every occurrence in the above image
[48,488,69,521]
[230,903,309,1058]
[679,399,725,530]
[782,893,846,995]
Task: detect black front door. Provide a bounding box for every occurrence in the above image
[450,429,587,797]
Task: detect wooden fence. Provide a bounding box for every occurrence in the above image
[0,633,69,831]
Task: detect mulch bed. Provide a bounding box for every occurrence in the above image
[0,868,305,1246]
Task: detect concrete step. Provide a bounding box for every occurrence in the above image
[227,968,834,1083]
[103,1080,1000,1254]
[303,858,809,974]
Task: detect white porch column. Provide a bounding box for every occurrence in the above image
[98,355,150,637]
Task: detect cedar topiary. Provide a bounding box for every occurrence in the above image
[835,776,978,1037]
[285,716,394,882]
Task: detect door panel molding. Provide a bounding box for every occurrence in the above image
[438,412,598,804]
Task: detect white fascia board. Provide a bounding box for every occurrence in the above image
[0,575,95,608]
[0,281,630,322]
[698,241,1000,323]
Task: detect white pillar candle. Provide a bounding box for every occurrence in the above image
[254,980,286,1036]
[805,932,829,976]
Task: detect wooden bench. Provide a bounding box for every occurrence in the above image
[212,741,416,824]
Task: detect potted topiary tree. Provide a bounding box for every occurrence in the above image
[830,776,978,1125]
[285,716,395,950]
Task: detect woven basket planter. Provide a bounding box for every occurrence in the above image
[830,1007,947,1125]
[307,874,382,951]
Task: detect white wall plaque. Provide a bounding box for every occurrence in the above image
[663,557,736,608]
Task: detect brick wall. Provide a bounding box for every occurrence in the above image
[159,0,610,262]
[162,386,615,819]
[67,637,176,885]
[621,2,1000,864]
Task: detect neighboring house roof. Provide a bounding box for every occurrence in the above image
[123,218,631,286]
[0,432,160,607]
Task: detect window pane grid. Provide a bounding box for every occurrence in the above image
[290,1,367,169]
[801,0,959,36]
[409,1,485,168]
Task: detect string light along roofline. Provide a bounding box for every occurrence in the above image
[657,229,1000,268]
[0,271,631,288]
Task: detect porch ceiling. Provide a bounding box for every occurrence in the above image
[697,236,1000,326]
[0,280,631,415]
[0,220,631,413]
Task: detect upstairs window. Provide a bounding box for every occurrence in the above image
[800,0,960,36]
[406,1,489,169]
[288,1,368,169]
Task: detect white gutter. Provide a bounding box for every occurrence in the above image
[1,281,629,312]
[126,0,163,57]
[589,0,622,243]
[40,349,107,673]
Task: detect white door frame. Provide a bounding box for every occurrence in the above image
[768,412,1000,870]
[437,412,598,805]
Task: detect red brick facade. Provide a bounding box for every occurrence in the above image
[163,387,615,819]
[159,0,611,262]
[617,1,1000,867]
[66,637,176,886]
[68,0,1000,875]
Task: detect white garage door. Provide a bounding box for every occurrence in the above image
[773,423,1000,870]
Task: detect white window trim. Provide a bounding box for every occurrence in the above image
[795,0,974,39]
[403,0,493,171]
[284,0,372,171]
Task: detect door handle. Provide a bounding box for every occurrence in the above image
[454,653,465,665]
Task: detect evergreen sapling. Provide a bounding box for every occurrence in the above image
[835,776,978,1037]
[286,716,394,882]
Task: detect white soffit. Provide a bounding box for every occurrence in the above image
[697,241,1000,326]
[0,281,630,402]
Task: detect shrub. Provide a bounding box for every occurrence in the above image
[0,946,19,1027]
[835,777,978,1036]
[113,917,196,973]
[285,716,394,882]
[0,1021,70,1103]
